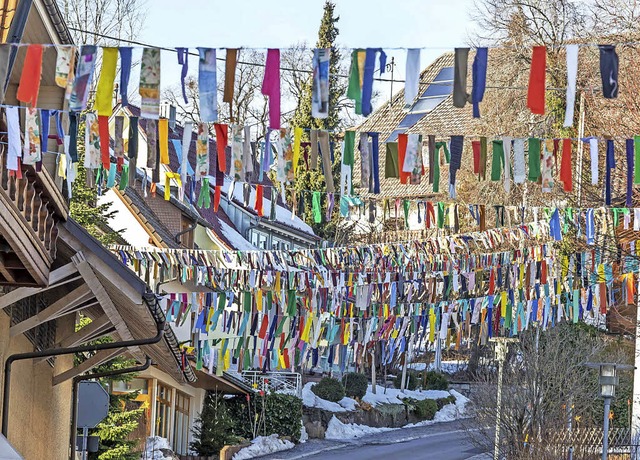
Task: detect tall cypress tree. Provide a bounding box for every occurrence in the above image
[289,1,350,241]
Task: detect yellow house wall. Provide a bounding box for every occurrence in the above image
[0,312,75,460]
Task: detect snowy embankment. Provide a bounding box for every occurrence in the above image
[302,381,470,440]
[232,435,295,460]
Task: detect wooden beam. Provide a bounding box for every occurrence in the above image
[0,262,80,310]
[10,284,93,337]
[56,314,113,348]
[52,348,127,386]
[0,254,16,283]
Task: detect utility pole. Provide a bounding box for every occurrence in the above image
[631,270,640,460]
[490,337,518,460]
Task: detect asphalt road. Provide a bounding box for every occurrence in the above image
[257,420,488,460]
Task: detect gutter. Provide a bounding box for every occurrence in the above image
[1,317,166,438]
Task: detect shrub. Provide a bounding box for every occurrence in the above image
[342,372,368,399]
[190,392,239,456]
[224,393,303,442]
[311,377,345,402]
[394,370,419,390]
[423,371,448,390]
[413,399,438,420]
[435,395,456,410]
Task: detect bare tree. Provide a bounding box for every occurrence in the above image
[57,0,147,44]
[466,323,633,459]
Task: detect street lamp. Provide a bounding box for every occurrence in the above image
[490,337,518,460]
[585,362,634,460]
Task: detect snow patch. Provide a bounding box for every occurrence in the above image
[362,385,450,407]
[216,220,258,250]
[141,436,174,460]
[233,435,294,460]
[325,415,395,440]
[302,382,358,412]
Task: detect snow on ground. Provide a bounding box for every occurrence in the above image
[233,435,294,460]
[362,385,451,407]
[141,436,174,460]
[409,360,468,374]
[325,415,395,440]
[302,382,358,412]
[404,390,470,428]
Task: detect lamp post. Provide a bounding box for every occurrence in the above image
[490,337,518,460]
[585,362,634,460]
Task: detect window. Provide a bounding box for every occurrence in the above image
[180,215,195,248]
[272,237,291,251]
[249,229,268,249]
[173,391,191,454]
[386,67,454,142]
[155,383,172,440]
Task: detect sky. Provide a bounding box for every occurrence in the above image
[134,0,479,113]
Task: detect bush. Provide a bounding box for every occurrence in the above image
[311,377,345,402]
[435,395,456,410]
[413,398,438,420]
[394,370,419,390]
[190,392,239,456]
[342,372,368,399]
[224,393,303,442]
[423,371,448,390]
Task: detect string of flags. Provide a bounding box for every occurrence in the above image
[110,224,639,373]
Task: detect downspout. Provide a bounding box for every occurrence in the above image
[1,318,165,438]
[174,218,197,244]
[69,356,152,460]
[3,0,34,94]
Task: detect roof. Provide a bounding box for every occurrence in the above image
[58,218,196,384]
[119,186,182,249]
[113,104,319,247]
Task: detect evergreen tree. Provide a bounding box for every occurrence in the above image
[70,114,122,245]
[287,1,352,241]
[74,316,144,460]
[190,392,238,456]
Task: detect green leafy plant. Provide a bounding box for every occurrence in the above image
[342,372,368,399]
[413,399,438,420]
[435,395,456,410]
[423,371,449,391]
[190,392,239,456]
[311,377,345,402]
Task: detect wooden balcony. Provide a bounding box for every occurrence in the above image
[0,146,68,286]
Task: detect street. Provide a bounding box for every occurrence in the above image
[257,421,488,460]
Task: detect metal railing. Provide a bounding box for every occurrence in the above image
[233,371,303,397]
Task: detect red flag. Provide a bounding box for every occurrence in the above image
[527,46,546,115]
[214,123,228,173]
[560,138,573,192]
[255,184,264,216]
[472,140,481,174]
[397,133,411,184]
[98,115,111,171]
[17,45,43,106]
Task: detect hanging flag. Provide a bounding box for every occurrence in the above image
[347,49,364,114]
[176,47,189,104]
[405,48,420,107]
[139,48,161,119]
[6,106,20,171]
[605,139,615,205]
[261,49,281,129]
[224,49,238,108]
[198,48,218,122]
[16,44,43,107]
[541,140,554,192]
[159,118,169,164]
[54,45,75,89]
[231,124,243,181]
[312,48,330,119]
[362,48,386,116]
[146,119,157,169]
[564,44,579,127]
[214,124,228,173]
[195,122,209,178]
[119,47,132,107]
[22,108,40,165]
[114,116,124,170]
[560,138,572,192]
[181,122,193,196]
[527,46,546,115]
[84,112,100,170]
[599,45,618,99]
[453,48,470,108]
[95,47,118,116]
[69,46,97,112]
[528,138,541,181]
[471,48,488,118]
[98,115,110,171]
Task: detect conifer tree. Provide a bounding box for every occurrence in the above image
[288,1,352,241]
[190,392,237,456]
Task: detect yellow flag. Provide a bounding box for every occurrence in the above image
[501,292,507,317]
[95,47,118,116]
[429,308,436,342]
[293,127,302,175]
[301,317,313,342]
[159,118,169,164]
